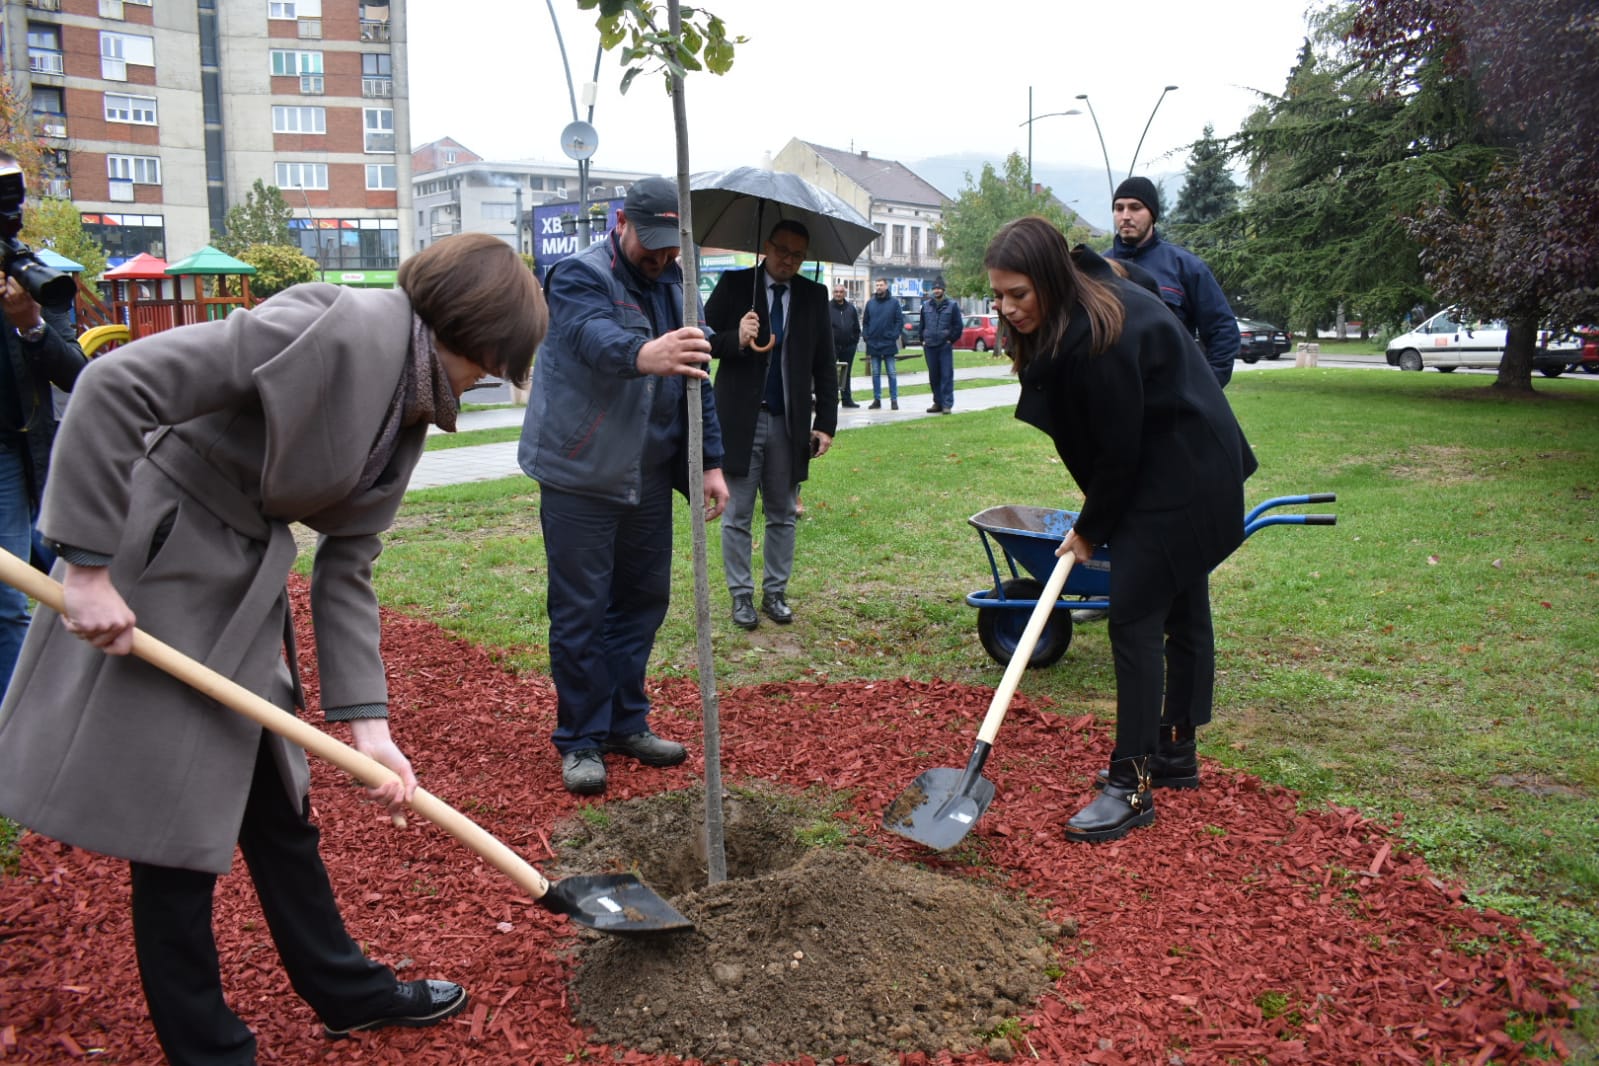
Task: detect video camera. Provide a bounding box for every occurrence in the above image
[0,163,76,311]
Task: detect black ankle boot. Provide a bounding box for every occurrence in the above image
[1066,756,1155,843]
[1094,724,1199,791]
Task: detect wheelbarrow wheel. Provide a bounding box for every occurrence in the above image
[976,578,1073,669]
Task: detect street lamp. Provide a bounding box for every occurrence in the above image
[1128,84,1179,178]
[545,0,604,248]
[1074,93,1115,205]
[1018,86,1081,192]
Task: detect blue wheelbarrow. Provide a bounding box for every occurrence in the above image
[965,493,1338,668]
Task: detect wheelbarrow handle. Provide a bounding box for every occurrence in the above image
[0,552,554,903]
[975,552,1074,746]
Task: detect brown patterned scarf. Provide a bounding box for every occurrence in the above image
[357,313,459,494]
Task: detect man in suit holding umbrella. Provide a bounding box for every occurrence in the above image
[704,220,838,630]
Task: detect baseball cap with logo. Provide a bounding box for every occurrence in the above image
[623,176,683,250]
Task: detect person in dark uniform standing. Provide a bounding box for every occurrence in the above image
[828,283,861,408]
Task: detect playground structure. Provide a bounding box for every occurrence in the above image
[72,246,258,357]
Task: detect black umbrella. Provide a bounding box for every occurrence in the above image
[688,166,879,265]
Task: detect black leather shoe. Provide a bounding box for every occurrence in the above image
[325,980,468,1038]
[868,400,881,410]
[890,401,899,410]
[731,593,759,630]
[603,730,687,767]
[761,592,793,624]
[926,404,943,413]
[561,749,606,794]
[1066,758,1155,843]
[841,399,859,408]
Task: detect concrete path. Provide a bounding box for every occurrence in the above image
[410,363,1021,490]
[408,353,1355,491]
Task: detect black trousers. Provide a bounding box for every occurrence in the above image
[130,738,396,1065]
[1105,573,1215,760]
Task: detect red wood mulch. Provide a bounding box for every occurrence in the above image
[0,582,1578,1065]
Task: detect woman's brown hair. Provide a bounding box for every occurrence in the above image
[982,217,1123,372]
[397,232,547,387]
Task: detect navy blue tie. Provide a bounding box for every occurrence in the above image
[763,283,786,415]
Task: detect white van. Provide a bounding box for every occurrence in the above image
[1386,307,1580,373]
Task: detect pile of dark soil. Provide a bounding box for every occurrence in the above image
[559,788,1066,1065]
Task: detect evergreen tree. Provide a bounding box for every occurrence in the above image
[215,180,295,255]
[1169,124,1239,229]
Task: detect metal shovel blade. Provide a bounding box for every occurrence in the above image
[882,766,997,851]
[537,874,694,934]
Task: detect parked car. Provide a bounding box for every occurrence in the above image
[900,300,921,349]
[1574,328,1599,375]
[1386,307,1582,373]
[1235,319,1279,364]
[956,313,1000,352]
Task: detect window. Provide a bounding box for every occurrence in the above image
[107,154,161,184]
[482,202,516,221]
[529,176,543,191]
[363,108,394,153]
[271,105,325,134]
[268,0,321,17]
[361,53,391,76]
[891,225,906,256]
[443,150,456,165]
[31,85,64,116]
[28,26,64,74]
[100,31,155,80]
[274,162,327,189]
[105,92,158,125]
[269,49,322,76]
[365,164,396,190]
[80,213,166,262]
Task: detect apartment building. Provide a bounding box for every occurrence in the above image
[411,136,651,264]
[772,138,949,309]
[4,0,410,282]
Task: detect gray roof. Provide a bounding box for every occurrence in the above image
[804,142,948,207]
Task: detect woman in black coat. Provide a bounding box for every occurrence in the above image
[983,217,1257,842]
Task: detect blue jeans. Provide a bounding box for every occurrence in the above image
[869,352,898,403]
[0,447,33,688]
[538,477,674,755]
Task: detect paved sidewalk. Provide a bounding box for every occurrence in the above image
[410,364,1021,490]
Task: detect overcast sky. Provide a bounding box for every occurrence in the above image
[407,0,1316,203]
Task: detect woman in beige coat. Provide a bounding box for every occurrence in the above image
[0,232,545,1064]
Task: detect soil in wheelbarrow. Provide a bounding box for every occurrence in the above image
[551,784,1069,1066]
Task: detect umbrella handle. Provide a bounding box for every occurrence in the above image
[0,552,555,903]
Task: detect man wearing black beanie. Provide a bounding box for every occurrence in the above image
[1106,175,1239,386]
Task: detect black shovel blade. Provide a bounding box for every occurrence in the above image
[881,767,997,850]
[537,874,693,934]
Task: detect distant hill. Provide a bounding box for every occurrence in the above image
[906,153,1184,235]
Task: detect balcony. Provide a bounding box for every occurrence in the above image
[362,77,393,98]
[297,18,322,38]
[28,50,65,75]
[98,0,124,17]
[299,75,323,94]
[363,132,396,153]
[359,19,390,42]
[25,0,62,10]
[39,118,67,139]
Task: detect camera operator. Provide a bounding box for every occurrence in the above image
[0,151,87,687]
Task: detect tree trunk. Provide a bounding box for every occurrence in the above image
[1493,308,1538,392]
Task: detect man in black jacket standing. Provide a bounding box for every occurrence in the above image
[0,152,87,687]
[704,220,838,630]
[828,284,861,408]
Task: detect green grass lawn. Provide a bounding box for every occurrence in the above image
[382,368,1599,1020]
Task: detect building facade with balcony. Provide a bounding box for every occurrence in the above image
[771,139,949,312]
[410,138,651,270]
[2,0,411,280]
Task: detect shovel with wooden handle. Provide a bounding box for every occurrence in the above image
[883,551,1075,850]
[0,552,691,935]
